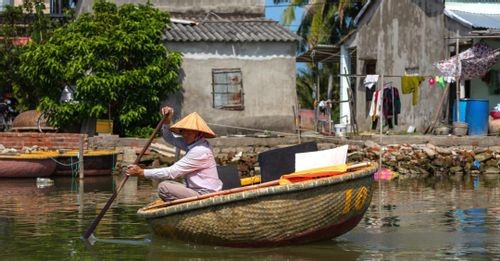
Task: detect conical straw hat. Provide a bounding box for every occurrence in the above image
[170,112,216,138]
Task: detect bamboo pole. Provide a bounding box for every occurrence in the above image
[379,75,384,171]
[455,30,461,123]
[79,135,84,179]
[298,103,302,143]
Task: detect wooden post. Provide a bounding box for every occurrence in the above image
[292,105,301,144]
[314,60,320,132]
[444,40,451,124]
[298,103,302,144]
[455,30,461,122]
[79,135,84,179]
[78,179,84,215]
[327,73,333,134]
[379,75,384,171]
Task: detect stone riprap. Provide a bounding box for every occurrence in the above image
[106,135,499,179]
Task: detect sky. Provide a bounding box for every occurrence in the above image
[264,0,304,31]
[264,0,306,72]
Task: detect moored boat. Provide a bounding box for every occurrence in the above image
[137,162,377,247]
[0,149,119,178]
[0,152,58,178]
[54,149,119,176]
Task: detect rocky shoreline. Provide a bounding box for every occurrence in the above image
[1,132,498,180]
[350,141,500,179]
[112,136,500,180]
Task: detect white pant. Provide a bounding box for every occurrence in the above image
[157,180,199,201]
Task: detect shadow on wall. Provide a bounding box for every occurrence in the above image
[163,68,186,121]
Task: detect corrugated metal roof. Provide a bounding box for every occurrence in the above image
[445,1,500,14]
[445,9,500,29]
[445,0,500,29]
[164,16,300,43]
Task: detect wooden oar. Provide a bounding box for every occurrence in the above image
[142,161,372,211]
[82,114,167,240]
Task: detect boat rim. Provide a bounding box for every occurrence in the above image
[0,149,120,159]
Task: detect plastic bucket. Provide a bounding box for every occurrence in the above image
[334,124,347,137]
[453,99,467,122]
[452,121,468,136]
[434,126,450,135]
[465,99,489,135]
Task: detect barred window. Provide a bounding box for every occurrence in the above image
[212,68,244,110]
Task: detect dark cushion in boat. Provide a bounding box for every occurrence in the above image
[217,165,241,190]
[258,141,318,182]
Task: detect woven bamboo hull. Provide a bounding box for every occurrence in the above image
[138,164,377,247]
[0,158,56,178]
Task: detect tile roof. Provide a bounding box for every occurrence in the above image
[164,15,301,43]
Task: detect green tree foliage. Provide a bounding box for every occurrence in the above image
[0,5,24,98]
[0,0,62,111]
[19,0,182,136]
[274,0,365,51]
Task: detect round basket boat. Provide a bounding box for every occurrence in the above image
[11,110,56,132]
[54,150,118,176]
[137,163,377,247]
[0,152,59,178]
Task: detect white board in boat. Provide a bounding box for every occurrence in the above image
[294,145,348,172]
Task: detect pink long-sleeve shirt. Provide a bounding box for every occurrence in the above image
[143,125,222,193]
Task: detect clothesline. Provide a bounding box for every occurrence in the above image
[337,74,453,78]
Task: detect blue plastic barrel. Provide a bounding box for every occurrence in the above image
[465,99,489,135]
[452,99,467,122]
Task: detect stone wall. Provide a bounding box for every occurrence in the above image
[352,141,500,179]
[88,134,500,179]
[3,132,497,179]
[0,132,88,150]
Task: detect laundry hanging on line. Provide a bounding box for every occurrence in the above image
[401,76,425,106]
[369,89,382,119]
[382,84,401,128]
[369,83,401,130]
[435,42,500,80]
[363,74,379,89]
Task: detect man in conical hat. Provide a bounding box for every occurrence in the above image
[126,106,222,201]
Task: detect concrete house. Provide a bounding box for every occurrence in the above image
[302,0,500,134]
[77,0,301,135]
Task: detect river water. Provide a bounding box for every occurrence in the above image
[0,174,498,260]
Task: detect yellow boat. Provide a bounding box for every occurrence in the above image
[0,150,119,178]
[54,149,119,176]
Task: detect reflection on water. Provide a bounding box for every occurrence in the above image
[346,177,500,260]
[0,174,498,260]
